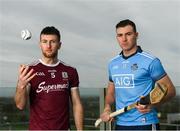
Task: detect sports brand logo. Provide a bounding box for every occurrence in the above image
[112,74,134,88]
[36,72,45,76]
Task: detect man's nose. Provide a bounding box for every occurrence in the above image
[46,42,52,48]
[122,35,127,41]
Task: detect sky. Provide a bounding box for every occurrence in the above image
[0,0,180,91]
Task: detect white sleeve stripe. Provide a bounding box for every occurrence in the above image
[71,87,78,90]
[138,53,154,60]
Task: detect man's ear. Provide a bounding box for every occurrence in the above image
[58,42,62,49]
[136,32,139,39]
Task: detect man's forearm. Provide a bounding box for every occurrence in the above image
[14,86,28,110]
[156,76,176,105]
[104,93,115,112]
[73,103,84,130]
[104,82,115,112]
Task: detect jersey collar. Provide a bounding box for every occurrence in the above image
[120,46,143,59]
[39,59,60,67]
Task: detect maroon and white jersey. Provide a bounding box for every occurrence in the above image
[28,59,79,130]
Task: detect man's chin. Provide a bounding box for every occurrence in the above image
[45,55,54,58]
[43,53,57,58]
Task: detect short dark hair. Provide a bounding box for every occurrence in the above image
[116,19,136,32]
[40,26,61,42]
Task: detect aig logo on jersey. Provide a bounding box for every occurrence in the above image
[113,74,134,88]
[62,72,68,79]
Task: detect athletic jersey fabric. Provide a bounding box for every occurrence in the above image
[28,59,79,130]
[108,46,166,126]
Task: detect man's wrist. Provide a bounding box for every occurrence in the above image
[104,108,111,113]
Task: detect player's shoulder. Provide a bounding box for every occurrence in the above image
[138,51,157,61]
[109,54,122,64]
[27,60,40,67]
[59,60,77,70]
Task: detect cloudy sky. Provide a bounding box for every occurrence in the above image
[0,0,179,91]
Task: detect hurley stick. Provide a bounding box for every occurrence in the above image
[95,83,168,127]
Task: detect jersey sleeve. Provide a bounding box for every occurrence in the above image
[69,68,79,88]
[149,58,166,81]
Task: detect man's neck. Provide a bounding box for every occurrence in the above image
[123,45,138,57]
[41,57,58,65]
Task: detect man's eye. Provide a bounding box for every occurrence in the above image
[41,40,47,43]
[51,41,56,44]
[127,33,132,35]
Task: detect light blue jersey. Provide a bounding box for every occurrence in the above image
[108,46,166,126]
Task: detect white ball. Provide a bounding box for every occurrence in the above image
[21,29,32,40]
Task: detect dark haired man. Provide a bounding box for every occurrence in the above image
[100,19,176,130]
[15,26,83,130]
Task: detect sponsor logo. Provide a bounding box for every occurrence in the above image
[36,81,68,93]
[112,74,134,88]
